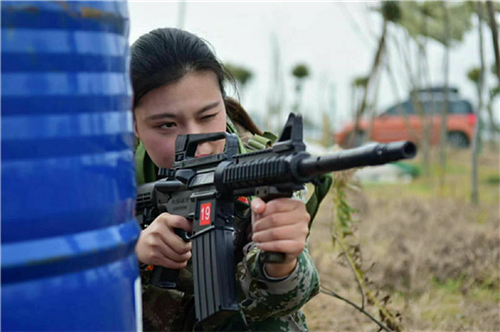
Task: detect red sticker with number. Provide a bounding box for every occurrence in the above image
[200,203,212,226]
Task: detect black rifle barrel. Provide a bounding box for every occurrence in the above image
[298,141,417,177]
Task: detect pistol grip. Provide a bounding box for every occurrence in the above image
[150,266,179,289]
[149,228,190,289]
[256,187,293,265]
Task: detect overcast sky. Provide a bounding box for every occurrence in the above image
[128,1,498,132]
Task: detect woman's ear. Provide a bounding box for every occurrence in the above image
[133,117,140,139]
[132,107,140,138]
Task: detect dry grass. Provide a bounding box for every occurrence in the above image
[304,146,500,331]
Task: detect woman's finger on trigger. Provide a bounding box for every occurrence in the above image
[154,214,192,254]
[161,213,193,233]
[250,197,266,215]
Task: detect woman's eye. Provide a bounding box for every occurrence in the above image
[201,114,217,122]
[158,122,176,129]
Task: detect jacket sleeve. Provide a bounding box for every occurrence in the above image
[236,241,320,324]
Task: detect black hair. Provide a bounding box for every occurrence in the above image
[131,27,234,108]
[131,27,262,136]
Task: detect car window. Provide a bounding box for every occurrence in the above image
[385,101,414,115]
[422,100,473,114]
[423,100,442,114]
[450,100,473,114]
[384,99,472,116]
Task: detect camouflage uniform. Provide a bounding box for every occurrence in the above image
[135,120,332,331]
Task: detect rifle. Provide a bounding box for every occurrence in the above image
[136,112,417,329]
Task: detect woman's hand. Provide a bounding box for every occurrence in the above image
[251,197,311,278]
[135,213,193,269]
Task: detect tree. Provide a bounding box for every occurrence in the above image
[322,112,333,147]
[397,1,473,44]
[291,63,310,113]
[486,65,500,143]
[383,2,433,174]
[486,1,500,84]
[471,2,487,206]
[485,1,500,145]
[225,63,253,93]
[438,1,451,187]
[348,76,368,146]
[396,2,475,188]
[350,1,401,148]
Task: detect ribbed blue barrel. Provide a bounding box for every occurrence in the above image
[1,1,141,331]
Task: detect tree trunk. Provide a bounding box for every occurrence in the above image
[486,1,500,83]
[390,32,424,143]
[351,18,388,147]
[439,2,450,191]
[419,9,433,177]
[293,81,303,114]
[472,2,486,206]
[486,0,500,146]
[486,92,499,147]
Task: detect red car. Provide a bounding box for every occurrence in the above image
[336,91,476,148]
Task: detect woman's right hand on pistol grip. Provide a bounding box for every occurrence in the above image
[135,212,192,269]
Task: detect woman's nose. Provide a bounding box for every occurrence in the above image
[195,142,213,157]
[185,122,204,135]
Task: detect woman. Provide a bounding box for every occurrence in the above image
[132,27,329,331]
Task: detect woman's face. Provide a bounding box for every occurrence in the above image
[134,70,227,168]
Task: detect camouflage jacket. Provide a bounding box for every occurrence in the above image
[136,121,332,331]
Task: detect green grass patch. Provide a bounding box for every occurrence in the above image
[420,291,463,323]
[470,285,500,302]
[431,275,466,294]
[485,174,500,185]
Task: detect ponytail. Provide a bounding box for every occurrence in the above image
[224,97,263,136]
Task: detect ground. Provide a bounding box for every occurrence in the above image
[303,146,500,331]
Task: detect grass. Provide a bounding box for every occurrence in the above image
[303,145,500,331]
[363,146,499,205]
[431,275,467,294]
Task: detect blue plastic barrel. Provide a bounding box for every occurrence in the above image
[1,1,141,330]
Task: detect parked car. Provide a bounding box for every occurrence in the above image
[335,87,476,148]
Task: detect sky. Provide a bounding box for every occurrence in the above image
[128,1,499,134]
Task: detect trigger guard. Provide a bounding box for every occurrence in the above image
[174,228,192,242]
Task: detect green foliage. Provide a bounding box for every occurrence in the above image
[381,1,401,23]
[352,76,369,88]
[490,86,499,98]
[291,63,310,80]
[333,187,358,242]
[467,67,481,84]
[432,275,466,294]
[398,2,474,46]
[224,62,253,87]
[491,63,498,76]
[363,148,500,206]
[486,174,500,185]
[331,178,403,332]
